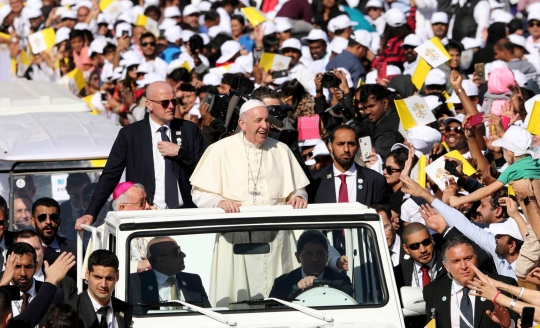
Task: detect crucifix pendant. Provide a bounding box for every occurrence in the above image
[249,187,261,205]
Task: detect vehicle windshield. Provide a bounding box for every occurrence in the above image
[127,224,387,315]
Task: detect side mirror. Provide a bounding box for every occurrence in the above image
[400,286,426,317]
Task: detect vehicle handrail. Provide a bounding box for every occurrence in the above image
[265,298,333,322]
[77,224,102,293]
[168,301,237,326]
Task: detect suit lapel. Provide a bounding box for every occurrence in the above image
[112,297,126,328]
[321,166,337,203]
[473,294,488,327]
[437,278,453,327]
[141,117,155,192]
[80,291,100,328]
[355,164,367,203]
[141,271,160,303]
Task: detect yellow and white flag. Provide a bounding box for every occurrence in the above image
[135,14,159,38]
[259,52,291,71]
[411,57,431,91]
[58,68,86,95]
[28,28,56,54]
[16,49,34,76]
[99,0,123,21]
[444,150,476,176]
[525,101,540,136]
[415,37,451,69]
[424,318,436,328]
[394,95,436,130]
[240,7,266,27]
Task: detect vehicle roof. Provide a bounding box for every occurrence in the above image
[0,112,120,162]
[106,203,379,229]
[0,80,91,115]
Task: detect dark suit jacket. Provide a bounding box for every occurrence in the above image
[43,236,77,280]
[423,272,517,328]
[65,290,133,328]
[58,200,82,241]
[8,282,58,328]
[86,117,207,217]
[130,270,211,314]
[307,163,390,209]
[0,271,75,303]
[268,267,353,300]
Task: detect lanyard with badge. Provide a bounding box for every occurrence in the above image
[452,282,474,328]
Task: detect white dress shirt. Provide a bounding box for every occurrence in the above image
[88,291,116,328]
[411,256,436,287]
[390,234,401,267]
[403,58,419,76]
[333,164,357,203]
[11,279,36,316]
[448,0,490,46]
[34,268,45,282]
[450,279,476,328]
[308,55,330,75]
[154,269,185,307]
[148,117,184,210]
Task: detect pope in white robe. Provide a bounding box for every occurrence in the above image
[190,99,311,307]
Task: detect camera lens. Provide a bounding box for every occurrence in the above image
[321,72,340,89]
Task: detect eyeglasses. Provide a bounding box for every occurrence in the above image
[147,98,178,108]
[37,213,60,223]
[384,166,402,175]
[407,237,432,250]
[141,41,156,47]
[403,45,415,51]
[156,246,182,258]
[123,199,149,208]
[529,21,540,27]
[445,125,464,133]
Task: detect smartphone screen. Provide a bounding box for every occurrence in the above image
[465,112,484,128]
[521,307,535,328]
[377,62,387,82]
[445,160,458,176]
[122,31,129,38]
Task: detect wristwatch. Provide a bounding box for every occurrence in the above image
[524,195,537,206]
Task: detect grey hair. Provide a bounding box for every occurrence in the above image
[111,183,145,211]
[441,234,477,264]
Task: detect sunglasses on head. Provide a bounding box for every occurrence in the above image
[37,213,60,223]
[384,166,402,175]
[147,98,178,108]
[445,125,464,133]
[407,237,432,250]
[141,41,156,47]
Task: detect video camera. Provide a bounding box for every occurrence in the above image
[209,88,247,135]
[321,72,341,89]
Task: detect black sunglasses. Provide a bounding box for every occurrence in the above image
[147,98,178,108]
[37,213,60,223]
[445,125,464,133]
[384,166,402,175]
[529,21,540,27]
[407,237,432,250]
[141,41,156,47]
[157,246,182,258]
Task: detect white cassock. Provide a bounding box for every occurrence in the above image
[190,132,310,307]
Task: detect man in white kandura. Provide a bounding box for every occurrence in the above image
[190,99,310,307]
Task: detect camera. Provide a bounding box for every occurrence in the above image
[267,104,293,121]
[321,72,341,89]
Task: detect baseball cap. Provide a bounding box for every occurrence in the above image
[261,21,276,35]
[88,38,108,56]
[301,139,324,148]
[25,7,42,20]
[508,34,530,54]
[425,68,446,85]
[487,219,523,241]
[301,29,328,45]
[460,37,482,50]
[386,8,406,27]
[216,40,241,64]
[329,36,348,54]
[305,143,330,165]
[60,10,77,20]
[117,12,134,25]
[55,27,71,45]
[164,6,182,18]
[391,143,423,158]
[74,22,90,31]
[447,80,478,103]
[407,126,442,155]
[401,34,423,47]
[430,12,448,24]
[327,14,358,33]
[159,18,177,30]
[202,72,222,86]
[365,0,383,8]
[424,95,442,110]
[512,69,528,87]
[527,12,540,22]
[137,72,164,88]
[492,125,534,156]
[280,38,302,51]
[165,25,182,43]
[275,18,292,33]
[353,30,372,48]
[183,4,200,16]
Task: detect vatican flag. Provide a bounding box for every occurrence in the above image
[415,37,451,68]
[424,318,436,328]
[58,68,86,95]
[394,95,437,131]
[135,14,159,38]
[525,101,540,136]
[258,52,291,71]
[241,7,266,27]
[99,0,123,21]
[28,28,56,54]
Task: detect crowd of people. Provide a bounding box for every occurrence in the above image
[1,0,540,326]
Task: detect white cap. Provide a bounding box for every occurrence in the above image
[159,18,177,30]
[305,143,330,165]
[198,1,212,12]
[121,1,134,11]
[336,67,353,88]
[116,23,132,38]
[487,218,523,241]
[512,69,528,87]
[461,37,482,50]
[430,12,448,24]
[183,4,200,16]
[164,6,182,18]
[55,27,71,45]
[443,116,464,126]
[280,38,302,51]
[424,95,442,110]
[301,139,324,148]
[261,21,276,35]
[239,99,266,115]
[26,0,42,8]
[353,29,372,48]
[528,12,540,22]
[275,19,292,33]
[112,66,124,81]
[88,38,108,56]
[391,143,423,158]
[407,126,442,155]
[165,25,182,43]
[74,22,90,30]
[301,29,328,45]
[121,51,143,68]
[227,63,247,75]
[327,14,358,33]
[489,0,505,8]
[216,40,241,64]
[75,0,93,10]
[401,33,422,47]
[208,25,227,38]
[202,72,222,86]
[386,8,406,27]
[235,54,254,73]
[130,5,145,19]
[365,65,402,84]
[425,68,446,85]
[492,9,514,24]
[182,30,195,43]
[97,13,110,25]
[447,80,478,103]
[365,0,383,8]
[136,61,154,74]
[60,10,77,20]
[0,6,11,25]
[117,12,134,25]
[492,125,533,156]
[329,36,348,54]
[137,72,164,88]
[508,34,529,54]
[144,0,160,8]
[25,7,42,19]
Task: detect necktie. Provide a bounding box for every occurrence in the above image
[0,247,4,269]
[158,126,179,209]
[97,306,109,328]
[460,287,473,328]
[20,293,30,311]
[166,277,178,300]
[420,265,431,287]
[338,175,348,203]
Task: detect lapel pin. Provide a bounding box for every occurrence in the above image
[182,281,186,286]
[55,249,60,253]
[176,131,181,135]
[358,185,363,190]
[148,286,153,290]
[480,297,486,302]
[442,296,447,301]
[327,174,332,179]
[358,179,363,184]
[120,312,124,317]
[404,254,410,260]
[177,139,182,146]
[292,284,297,290]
